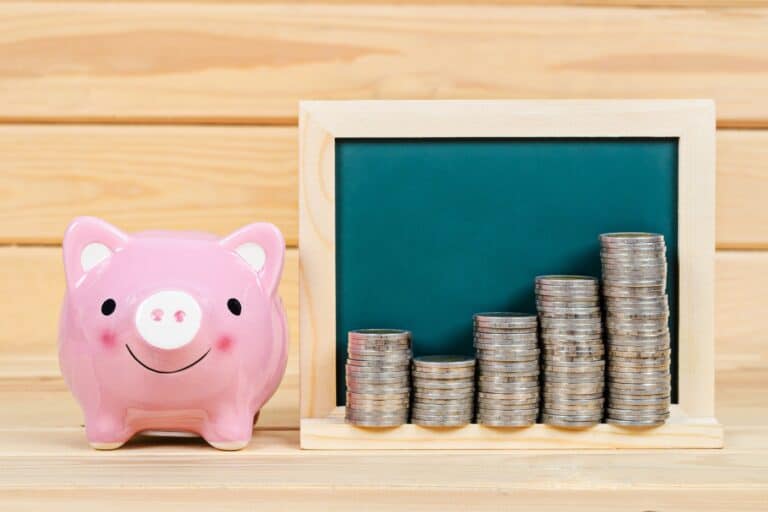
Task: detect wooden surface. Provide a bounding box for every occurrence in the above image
[0,4,767,125]
[2,126,767,248]
[302,406,723,449]
[0,0,766,508]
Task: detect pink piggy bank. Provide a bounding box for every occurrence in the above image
[59,217,288,450]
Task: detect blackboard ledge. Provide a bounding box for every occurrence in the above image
[300,406,722,450]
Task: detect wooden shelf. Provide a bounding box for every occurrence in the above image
[301,406,723,450]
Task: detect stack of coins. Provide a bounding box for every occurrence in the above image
[345,329,411,426]
[411,356,475,426]
[600,233,671,426]
[473,313,540,426]
[536,275,605,427]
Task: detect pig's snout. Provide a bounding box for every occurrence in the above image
[135,291,202,350]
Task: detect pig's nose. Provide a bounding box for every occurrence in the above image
[135,291,201,350]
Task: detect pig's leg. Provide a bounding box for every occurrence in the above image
[85,409,133,450]
[202,405,254,451]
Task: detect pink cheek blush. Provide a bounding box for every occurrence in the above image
[100,330,117,348]
[216,336,234,352]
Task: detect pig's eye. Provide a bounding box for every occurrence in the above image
[101,298,116,316]
[227,298,242,316]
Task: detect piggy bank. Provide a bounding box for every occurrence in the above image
[58,217,288,450]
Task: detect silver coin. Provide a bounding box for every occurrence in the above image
[346,367,410,377]
[346,397,410,407]
[412,364,476,374]
[601,285,666,298]
[479,371,540,380]
[411,410,474,419]
[479,384,539,395]
[346,404,410,414]
[474,343,538,352]
[477,417,537,426]
[345,418,408,427]
[348,339,411,351]
[474,312,538,328]
[540,316,602,326]
[541,414,601,427]
[606,407,670,418]
[349,328,411,340]
[479,391,539,401]
[543,382,603,393]
[413,355,475,368]
[476,348,540,360]
[345,374,411,386]
[608,383,671,394]
[412,389,474,398]
[345,410,408,420]
[412,405,474,414]
[479,359,539,370]
[348,347,412,357]
[345,366,410,375]
[411,373,475,383]
[607,402,669,413]
[605,417,666,427]
[600,232,665,244]
[608,358,669,370]
[535,290,600,301]
[545,359,605,368]
[412,419,472,427]
[474,330,538,341]
[542,341,604,350]
[544,354,604,364]
[413,374,474,384]
[608,347,671,358]
[605,296,668,308]
[602,268,665,278]
[346,392,410,406]
[347,384,411,397]
[536,274,599,286]
[345,360,410,371]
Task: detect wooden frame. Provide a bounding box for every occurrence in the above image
[298,100,722,449]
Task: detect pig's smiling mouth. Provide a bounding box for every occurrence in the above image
[125,344,211,374]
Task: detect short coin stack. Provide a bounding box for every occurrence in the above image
[345,329,411,427]
[536,276,605,427]
[473,313,540,426]
[411,356,475,426]
[601,233,671,426]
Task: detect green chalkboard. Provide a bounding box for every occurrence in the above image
[335,138,678,406]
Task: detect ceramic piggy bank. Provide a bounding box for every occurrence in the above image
[58,217,288,450]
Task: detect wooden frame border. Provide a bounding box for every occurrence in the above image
[299,100,720,449]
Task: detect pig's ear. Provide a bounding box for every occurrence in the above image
[63,217,128,289]
[220,223,285,296]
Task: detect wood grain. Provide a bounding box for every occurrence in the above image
[0,125,297,245]
[717,130,768,249]
[0,4,766,125]
[1,126,767,247]
[2,488,768,512]
[6,0,768,6]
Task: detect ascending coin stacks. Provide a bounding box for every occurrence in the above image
[536,275,605,427]
[345,329,411,427]
[473,313,540,426]
[601,233,671,426]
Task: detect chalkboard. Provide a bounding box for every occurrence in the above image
[335,138,678,406]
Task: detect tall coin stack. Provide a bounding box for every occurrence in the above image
[600,233,671,426]
[411,356,475,426]
[536,276,605,427]
[473,313,540,426]
[345,329,411,427]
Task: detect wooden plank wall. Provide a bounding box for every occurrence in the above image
[0,2,766,429]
